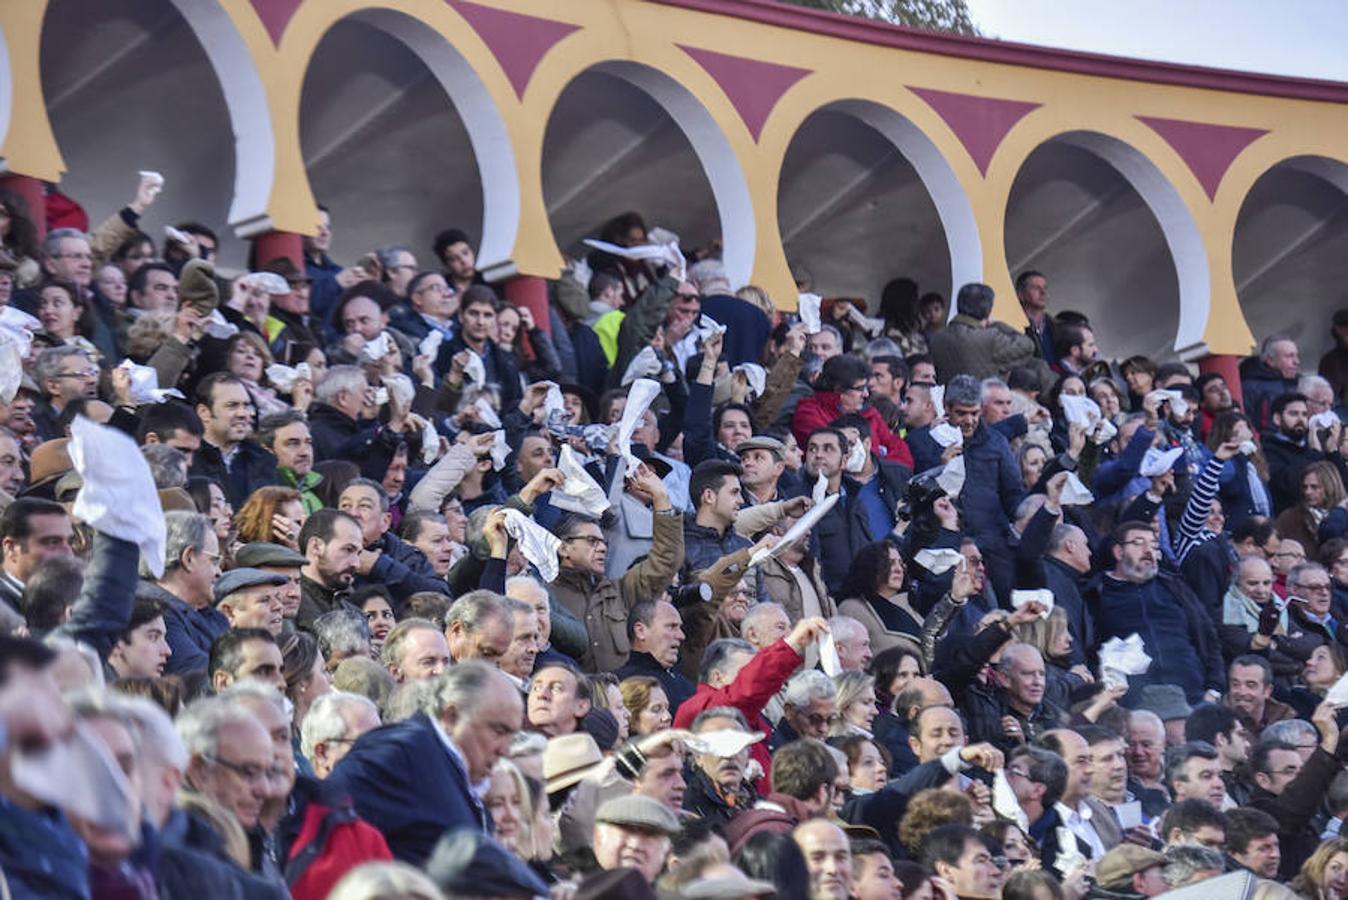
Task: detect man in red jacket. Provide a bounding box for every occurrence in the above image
[792,355,913,469]
[674,616,829,794]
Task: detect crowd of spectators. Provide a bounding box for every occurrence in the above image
[5,174,1348,900]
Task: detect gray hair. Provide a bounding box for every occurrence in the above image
[342,477,389,513]
[144,510,212,578]
[141,444,188,489]
[380,617,442,669]
[327,862,442,900]
[67,688,187,771]
[698,638,755,684]
[420,660,503,720]
[502,596,533,620]
[446,590,510,635]
[1288,561,1330,590]
[1260,718,1317,748]
[740,602,787,640]
[505,575,549,607]
[1046,523,1086,556]
[980,377,1009,400]
[827,615,866,644]
[176,695,264,759]
[315,365,368,406]
[692,705,750,732]
[783,669,837,710]
[216,681,288,719]
[1260,334,1295,363]
[1129,709,1165,735]
[375,245,414,271]
[33,346,92,394]
[314,607,372,661]
[1162,845,1225,886]
[955,282,995,320]
[1298,374,1333,397]
[299,690,380,761]
[687,259,733,296]
[944,374,981,408]
[863,337,905,362]
[41,227,88,260]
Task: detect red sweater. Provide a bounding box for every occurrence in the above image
[791,392,914,469]
[674,639,804,796]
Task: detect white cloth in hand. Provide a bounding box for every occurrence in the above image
[1099,633,1152,690]
[1059,394,1102,428]
[502,509,562,582]
[937,454,966,498]
[266,362,312,393]
[463,352,486,386]
[117,359,184,404]
[552,444,610,517]
[929,422,963,448]
[1140,446,1183,477]
[798,293,822,334]
[1011,589,1054,618]
[1060,473,1095,506]
[622,345,663,386]
[204,309,239,339]
[915,548,963,575]
[734,363,767,399]
[69,416,167,577]
[419,330,443,360]
[615,379,662,469]
[360,331,391,362]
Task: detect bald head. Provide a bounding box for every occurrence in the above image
[1235,556,1273,603]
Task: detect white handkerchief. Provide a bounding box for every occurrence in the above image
[419,330,443,360]
[992,769,1029,831]
[360,331,391,362]
[1060,473,1094,506]
[1238,440,1257,456]
[420,416,439,465]
[818,632,842,677]
[681,729,767,759]
[845,303,886,337]
[138,170,164,189]
[265,362,311,393]
[463,352,486,386]
[615,379,662,469]
[929,422,963,448]
[1115,801,1143,830]
[1011,589,1054,618]
[733,363,767,399]
[373,387,389,407]
[1053,825,1088,877]
[581,238,674,262]
[1140,446,1183,477]
[1162,389,1189,418]
[0,338,22,404]
[489,430,510,471]
[648,227,681,247]
[164,225,193,247]
[1091,418,1118,445]
[1099,633,1152,689]
[697,315,727,340]
[69,416,167,577]
[382,374,414,411]
[622,345,663,386]
[474,398,503,429]
[1059,394,1102,428]
[204,309,239,339]
[1326,671,1348,707]
[543,382,567,422]
[0,306,40,355]
[798,293,822,335]
[1312,411,1341,430]
[930,385,945,413]
[247,272,290,295]
[915,548,964,575]
[937,454,966,498]
[117,359,184,404]
[502,509,562,582]
[13,720,137,839]
[750,493,839,567]
[845,438,868,473]
[552,444,610,517]
[812,472,829,505]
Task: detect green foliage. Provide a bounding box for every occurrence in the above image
[782,0,980,35]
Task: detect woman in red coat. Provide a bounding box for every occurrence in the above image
[792,355,913,468]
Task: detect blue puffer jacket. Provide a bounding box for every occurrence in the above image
[959,423,1024,554]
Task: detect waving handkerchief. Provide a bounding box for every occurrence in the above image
[265,362,312,393]
[382,374,414,413]
[474,397,503,430]
[929,422,963,448]
[1059,394,1102,428]
[568,256,593,290]
[203,308,239,339]
[164,225,194,247]
[463,352,486,386]
[138,170,164,192]
[750,493,839,567]
[845,303,886,337]
[502,509,562,582]
[992,769,1029,831]
[1312,411,1341,431]
[1091,418,1117,445]
[1099,633,1152,690]
[818,632,842,677]
[812,472,830,505]
[488,431,510,471]
[117,359,184,404]
[419,330,443,360]
[936,453,966,498]
[1139,446,1183,477]
[915,547,964,576]
[621,345,663,386]
[1011,589,1054,618]
[543,382,567,422]
[845,438,868,473]
[1053,825,1087,877]
[1060,473,1095,506]
[697,315,727,341]
[420,416,439,465]
[359,331,391,362]
[69,416,167,577]
[1325,670,1348,707]
[582,238,672,262]
[1146,389,1188,418]
[615,378,662,469]
[552,444,610,517]
[733,363,767,400]
[930,385,945,414]
[798,293,822,335]
[681,729,767,759]
[1239,440,1257,457]
[0,339,20,404]
[373,387,389,407]
[0,306,40,355]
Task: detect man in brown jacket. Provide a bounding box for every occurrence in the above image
[928,283,1048,384]
[550,465,684,672]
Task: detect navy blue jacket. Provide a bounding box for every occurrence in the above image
[188,439,279,509]
[148,581,230,676]
[614,650,696,717]
[328,711,488,866]
[54,532,139,662]
[308,402,401,482]
[700,294,772,367]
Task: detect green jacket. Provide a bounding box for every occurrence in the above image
[278,467,324,514]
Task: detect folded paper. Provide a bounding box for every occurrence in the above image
[936,454,966,498]
[1140,446,1183,477]
[69,416,168,578]
[798,293,822,335]
[502,509,562,582]
[915,547,963,576]
[117,359,184,404]
[615,378,662,470]
[750,493,840,567]
[1010,589,1054,618]
[552,444,610,517]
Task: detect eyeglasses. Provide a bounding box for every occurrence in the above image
[1122,538,1161,551]
[204,754,285,785]
[1295,583,1332,593]
[565,535,607,547]
[804,712,842,728]
[55,252,93,262]
[55,368,99,380]
[1266,765,1301,777]
[844,383,869,394]
[1006,767,1032,780]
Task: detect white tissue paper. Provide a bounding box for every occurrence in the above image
[568,257,593,291]
[373,387,389,407]
[930,385,945,414]
[750,493,839,567]
[247,271,291,295]
[204,309,239,339]
[733,363,767,400]
[1147,389,1188,418]
[502,508,562,582]
[13,720,137,840]
[845,438,868,473]
[0,339,20,404]
[1312,411,1341,431]
[138,170,164,190]
[360,331,391,362]
[116,359,184,404]
[697,315,727,341]
[1091,418,1118,445]
[1053,825,1088,877]
[621,345,664,386]
[681,729,767,759]
[812,472,830,505]
[1059,473,1095,506]
[1324,671,1348,707]
[1139,446,1183,477]
[164,225,194,248]
[552,444,610,517]
[818,632,842,677]
[420,416,439,465]
[0,306,41,356]
[543,382,567,423]
[915,548,964,576]
[929,422,964,448]
[69,416,167,577]
[474,398,502,429]
[463,352,486,386]
[418,330,443,361]
[1098,633,1153,690]
[1011,589,1054,618]
[937,454,966,498]
[615,378,662,470]
[798,293,822,335]
[1238,440,1257,457]
[265,362,312,393]
[1058,394,1102,429]
[992,769,1029,831]
[845,303,886,337]
[382,374,415,414]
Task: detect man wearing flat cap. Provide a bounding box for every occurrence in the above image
[214,567,287,636]
[233,541,308,631]
[1093,844,1169,898]
[593,794,681,884]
